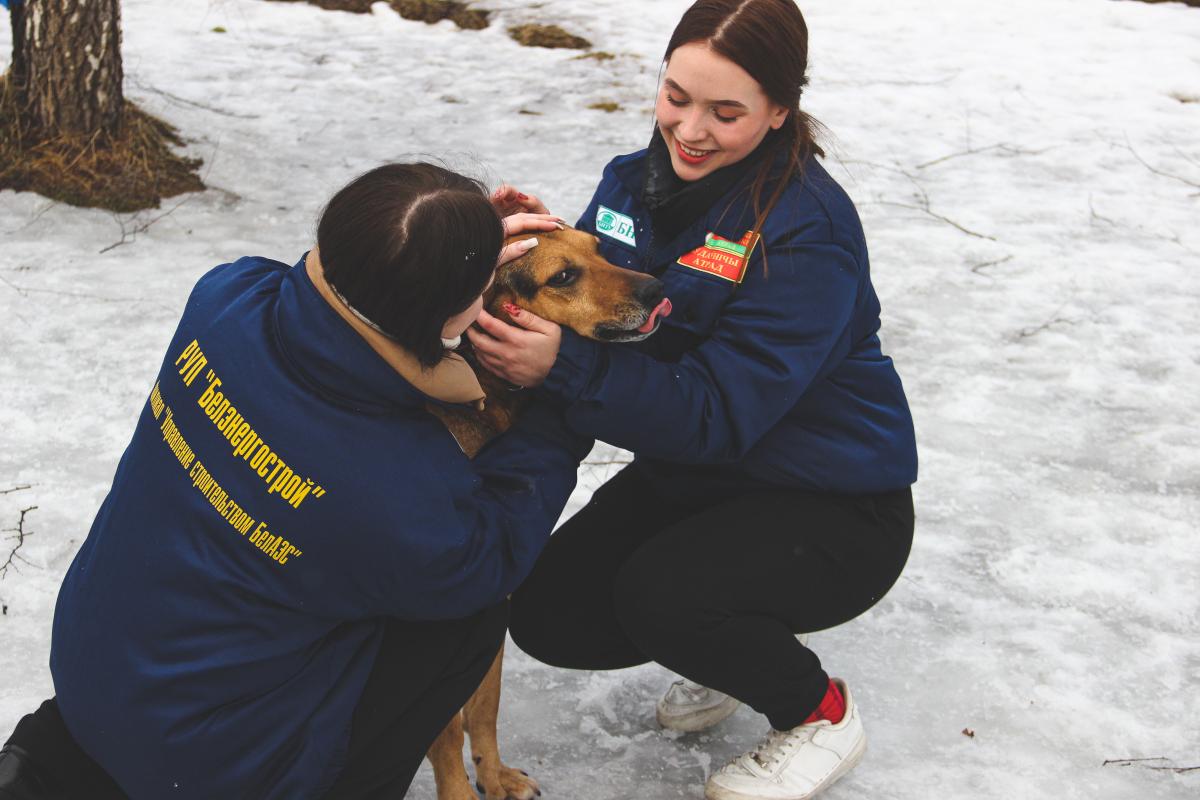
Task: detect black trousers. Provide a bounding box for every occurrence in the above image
[323,602,508,799]
[4,602,507,800]
[509,465,914,731]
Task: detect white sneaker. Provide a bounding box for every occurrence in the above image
[656,635,810,733]
[656,678,742,732]
[703,679,865,800]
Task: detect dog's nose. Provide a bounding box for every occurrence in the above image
[635,278,665,308]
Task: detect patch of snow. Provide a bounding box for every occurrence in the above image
[3,0,1199,797]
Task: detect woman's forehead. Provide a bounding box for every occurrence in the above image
[664,42,766,105]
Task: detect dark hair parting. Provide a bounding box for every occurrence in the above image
[316,163,503,368]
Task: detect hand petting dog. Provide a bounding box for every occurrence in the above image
[470,306,561,389]
[479,209,567,388]
[497,211,564,267]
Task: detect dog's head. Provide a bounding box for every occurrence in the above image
[488,227,671,342]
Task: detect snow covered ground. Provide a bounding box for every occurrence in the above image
[2,0,1199,797]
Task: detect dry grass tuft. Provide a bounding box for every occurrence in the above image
[391,0,489,29]
[508,24,591,50]
[264,0,376,12]
[264,0,489,29]
[0,76,204,212]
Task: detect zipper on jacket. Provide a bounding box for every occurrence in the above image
[639,222,658,275]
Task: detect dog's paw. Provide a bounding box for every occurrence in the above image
[438,776,483,800]
[476,765,541,800]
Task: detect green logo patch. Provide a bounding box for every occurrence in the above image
[596,205,636,248]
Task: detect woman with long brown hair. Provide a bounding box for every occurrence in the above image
[475,1,918,797]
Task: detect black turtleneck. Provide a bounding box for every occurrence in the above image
[640,127,778,246]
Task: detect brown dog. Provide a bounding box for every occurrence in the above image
[424,227,669,800]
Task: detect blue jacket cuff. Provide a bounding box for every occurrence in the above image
[542,328,598,403]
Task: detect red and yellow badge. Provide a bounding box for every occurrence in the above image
[676,231,761,283]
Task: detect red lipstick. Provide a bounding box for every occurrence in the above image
[674,138,715,165]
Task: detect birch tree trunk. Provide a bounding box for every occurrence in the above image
[9,0,125,138]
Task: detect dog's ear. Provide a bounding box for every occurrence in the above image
[485,263,533,320]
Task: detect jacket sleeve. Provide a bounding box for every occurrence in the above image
[541,236,861,463]
[378,401,592,620]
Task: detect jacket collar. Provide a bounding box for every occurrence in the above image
[641,128,772,232]
[611,129,783,245]
[272,251,486,414]
[611,148,652,197]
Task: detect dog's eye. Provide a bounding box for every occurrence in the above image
[546,268,579,288]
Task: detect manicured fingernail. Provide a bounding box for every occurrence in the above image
[519,237,539,250]
[517,193,529,200]
[503,302,521,315]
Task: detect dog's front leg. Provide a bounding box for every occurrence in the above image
[463,641,542,800]
[427,712,478,800]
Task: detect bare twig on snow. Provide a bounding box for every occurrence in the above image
[1121,135,1200,194]
[915,142,1055,171]
[1088,194,1118,228]
[100,194,196,254]
[1,506,38,579]
[128,77,261,120]
[100,139,222,254]
[845,158,999,241]
[1102,757,1200,774]
[970,255,1013,277]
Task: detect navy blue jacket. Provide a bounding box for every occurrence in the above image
[50,255,586,799]
[544,149,917,496]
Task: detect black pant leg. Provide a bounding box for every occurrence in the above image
[4,698,127,799]
[7,606,507,800]
[322,602,508,800]
[508,465,700,670]
[612,488,914,731]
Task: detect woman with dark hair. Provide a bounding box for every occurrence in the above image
[0,163,588,799]
[476,1,918,797]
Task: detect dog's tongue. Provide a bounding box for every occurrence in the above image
[637,298,673,334]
